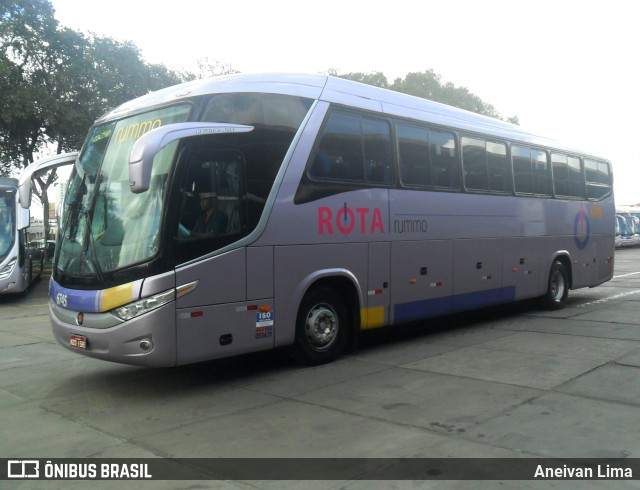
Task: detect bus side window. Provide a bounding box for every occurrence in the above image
[462,137,488,191]
[430,130,458,189]
[309,111,392,185]
[462,137,508,193]
[398,123,430,186]
[567,156,584,198]
[310,112,361,181]
[551,153,568,197]
[532,149,551,196]
[363,118,392,184]
[176,147,245,242]
[513,145,533,194]
[487,141,508,192]
[310,153,333,179]
[585,159,612,200]
[552,153,585,198]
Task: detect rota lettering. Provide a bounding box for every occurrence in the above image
[318,205,385,235]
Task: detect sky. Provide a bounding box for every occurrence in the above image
[49,0,640,204]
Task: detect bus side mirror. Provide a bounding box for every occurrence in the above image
[18,152,79,208]
[16,206,30,230]
[128,122,253,193]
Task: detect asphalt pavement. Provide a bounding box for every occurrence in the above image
[2,249,640,489]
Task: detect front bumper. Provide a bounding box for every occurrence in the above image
[49,301,177,367]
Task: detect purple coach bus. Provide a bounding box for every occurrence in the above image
[22,73,614,367]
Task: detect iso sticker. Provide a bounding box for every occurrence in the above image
[255,311,274,339]
[256,311,274,327]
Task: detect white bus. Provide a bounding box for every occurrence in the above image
[25,74,614,367]
[615,206,640,247]
[0,177,45,293]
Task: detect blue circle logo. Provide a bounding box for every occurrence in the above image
[574,204,590,250]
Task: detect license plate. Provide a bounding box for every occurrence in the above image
[70,334,87,350]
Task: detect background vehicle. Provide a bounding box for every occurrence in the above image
[615,207,640,247]
[28,74,614,367]
[0,178,44,294]
[615,215,623,247]
[27,240,56,259]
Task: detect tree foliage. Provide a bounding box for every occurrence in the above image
[1,0,517,243]
[0,0,57,172]
[195,57,240,79]
[326,68,518,124]
[1,1,187,171]
[326,69,390,89]
[0,0,191,239]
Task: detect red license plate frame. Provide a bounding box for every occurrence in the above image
[69,334,87,350]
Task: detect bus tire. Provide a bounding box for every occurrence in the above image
[543,260,569,310]
[291,286,349,366]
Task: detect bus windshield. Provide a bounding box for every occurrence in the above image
[0,187,16,263]
[56,92,314,285]
[57,105,192,280]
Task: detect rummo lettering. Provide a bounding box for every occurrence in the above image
[393,217,428,234]
[114,119,162,144]
[318,205,385,235]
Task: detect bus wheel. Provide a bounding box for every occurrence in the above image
[292,286,349,365]
[543,260,569,310]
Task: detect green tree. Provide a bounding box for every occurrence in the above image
[0,0,58,168]
[47,33,187,151]
[195,57,239,78]
[0,0,187,242]
[391,70,502,118]
[327,68,518,123]
[325,69,390,89]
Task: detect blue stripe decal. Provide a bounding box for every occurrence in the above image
[453,286,516,312]
[394,296,453,324]
[394,286,516,323]
[49,278,101,313]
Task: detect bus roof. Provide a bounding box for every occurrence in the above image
[617,206,640,213]
[96,73,605,160]
[0,177,18,188]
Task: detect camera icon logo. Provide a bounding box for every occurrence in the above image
[7,460,39,478]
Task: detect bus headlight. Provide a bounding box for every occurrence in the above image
[111,289,175,321]
[0,257,17,279]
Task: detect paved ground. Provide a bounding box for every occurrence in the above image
[2,248,640,489]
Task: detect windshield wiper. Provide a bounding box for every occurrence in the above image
[81,210,105,283]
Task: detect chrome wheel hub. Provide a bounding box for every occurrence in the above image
[305,304,338,350]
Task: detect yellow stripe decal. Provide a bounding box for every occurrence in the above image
[360,306,385,330]
[100,280,141,312]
